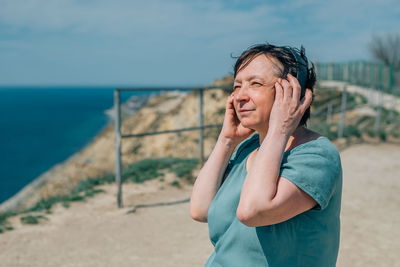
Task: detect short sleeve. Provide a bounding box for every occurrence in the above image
[279,138,341,210]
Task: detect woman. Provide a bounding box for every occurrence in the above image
[190,43,342,266]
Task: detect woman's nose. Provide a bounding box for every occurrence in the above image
[234,86,249,102]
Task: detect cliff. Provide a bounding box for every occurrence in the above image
[2,77,399,214]
[0,87,230,213]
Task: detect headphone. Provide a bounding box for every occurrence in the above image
[286,47,308,99]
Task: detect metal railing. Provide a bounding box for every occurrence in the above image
[315,61,400,136]
[315,61,397,92]
[113,86,229,208]
[113,63,399,208]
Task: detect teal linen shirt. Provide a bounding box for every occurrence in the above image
[205,134,342,267]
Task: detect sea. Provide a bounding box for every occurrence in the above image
[0,86,153,205]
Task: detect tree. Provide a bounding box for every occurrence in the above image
[369,33,400,69]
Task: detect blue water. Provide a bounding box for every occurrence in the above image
[0,87,148,204]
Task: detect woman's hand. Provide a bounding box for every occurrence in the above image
[268,74,312,137]
[192,94,250,223]
[220,93,254,145]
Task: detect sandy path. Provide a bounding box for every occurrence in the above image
[0,181,212,267]
[337,142,400,267]
[0,143,399,267]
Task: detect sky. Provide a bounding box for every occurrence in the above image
[0,0,399,87]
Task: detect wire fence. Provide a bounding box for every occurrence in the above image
[315,61,400,93]
[113,86,230,208]
[311,61,400,143]
[112,62,400,208]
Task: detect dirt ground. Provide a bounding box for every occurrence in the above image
[0,143,399,267]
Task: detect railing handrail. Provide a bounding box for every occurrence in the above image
[113,86,229,208]
[115,85,232,92]
[121,124,222,138]
[315,61,397,92]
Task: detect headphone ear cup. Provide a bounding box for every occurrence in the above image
[287,47,308,99]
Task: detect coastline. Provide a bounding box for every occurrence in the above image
[0,87,231,214]
[0,122,114,214]
[0,93,153,214]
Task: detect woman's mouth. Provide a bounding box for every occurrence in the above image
[239,109,254,115]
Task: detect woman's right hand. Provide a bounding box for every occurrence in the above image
[191,94,253,222]
[220,93,254,146]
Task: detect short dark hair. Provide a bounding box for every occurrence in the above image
[233,43,316,126]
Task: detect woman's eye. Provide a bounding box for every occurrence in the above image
[233,85,240,91]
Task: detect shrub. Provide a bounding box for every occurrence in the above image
[20,215,48,225]
[171,180,180,187]
[23,173,114,214]
[0,211,16,233]
[377,129,387,141]
[343,125,361,138]
[122,158,199,183]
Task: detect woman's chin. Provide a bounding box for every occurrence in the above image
[240,121,256,130]
[239,119,267,133]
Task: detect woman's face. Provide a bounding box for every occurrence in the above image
[233,54,280,132]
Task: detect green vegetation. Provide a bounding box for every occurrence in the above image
[0,157,199,234]
[20,215,48,225]
[366,128,388,141]
[122,157,198,183]
[0,211,16,233]
[343,125,361,138]
[23,173,114,214]
[170,180,181,187]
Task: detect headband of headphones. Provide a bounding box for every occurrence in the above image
[286,47,308,99]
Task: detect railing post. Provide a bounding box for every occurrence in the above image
[114,89,123,208]
[361,62,366,86]
[327,102,333,124]
[389,65,394,91]
[389,96,395,122]
[357,61,363,85]
[338,86,347,139]
[328,62,333,81]
[378,64,384,92]
[369,63,375,88]
[344,63,349,81]
[374,87,383,133]
[198,89,204,166]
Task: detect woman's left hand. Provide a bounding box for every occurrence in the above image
[268,73,312,137]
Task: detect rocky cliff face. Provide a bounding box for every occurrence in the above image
[0,88,230,213]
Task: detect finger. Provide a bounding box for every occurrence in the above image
[226,94,232,105]
[226,93,236,111]
[287,73,301,101]
[281,79,292,101]
[274,81,283,101]
[300,88,313,113]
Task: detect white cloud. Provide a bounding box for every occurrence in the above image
[0,0,398,85]
[0,0,282,38]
